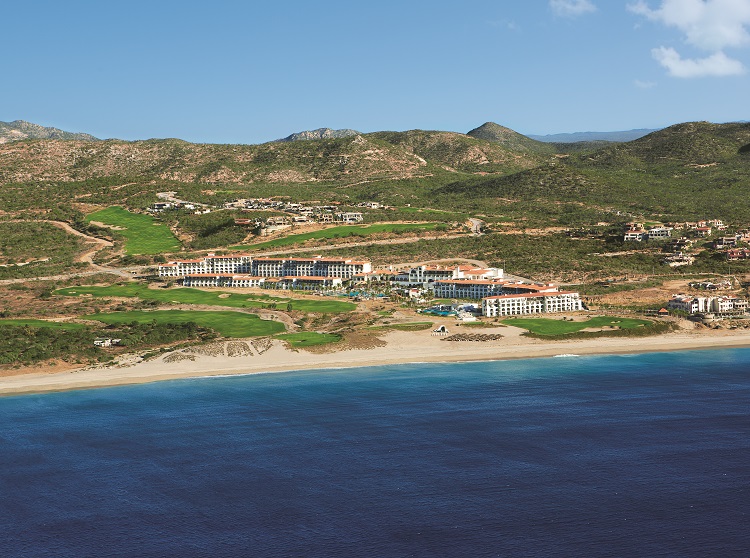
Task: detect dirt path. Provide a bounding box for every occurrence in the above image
[2,219,133,280]
[6,219,114,254]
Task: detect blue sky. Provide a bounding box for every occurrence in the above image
[2,0,748,143]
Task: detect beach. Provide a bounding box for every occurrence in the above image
[2,323,750,396]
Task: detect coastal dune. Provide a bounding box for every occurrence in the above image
[2,325,750,396]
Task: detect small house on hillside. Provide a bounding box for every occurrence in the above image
[94,338,121,347]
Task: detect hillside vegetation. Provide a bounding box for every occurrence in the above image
[432,121,750,223]
[1,119,750,278]
[0,127,551,187]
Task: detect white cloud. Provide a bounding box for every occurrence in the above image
[634,79,657,88]
[628,0,750,77]
[652,46,746,76]
[628,0,750,50]
[549,0,597,17]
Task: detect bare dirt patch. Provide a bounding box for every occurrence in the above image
[302,331,387,354]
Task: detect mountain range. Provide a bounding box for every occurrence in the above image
[1,119,749,224]
[0,119,747,185]
[1,119,659,147]
[527,129,658,143]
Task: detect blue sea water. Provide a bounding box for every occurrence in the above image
[1,349,749,557]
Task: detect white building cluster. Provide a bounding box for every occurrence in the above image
[624,219,727,242]
[624,223,674,242]
[228,198,366,225]
[666,294,748,316]
[159,256,584,316]
[365,263,584,317]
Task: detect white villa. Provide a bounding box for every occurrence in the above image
[648,227,673,239]
[624,230,646,242]
[335,212,364,223]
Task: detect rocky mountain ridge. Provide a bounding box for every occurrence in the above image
[0,126,548,185]
[0,121,747,192]
[276,128,360,142]
[0,120,99,144]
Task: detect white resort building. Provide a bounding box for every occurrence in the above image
[180,274,343,291]
[159,255,371,280]
[394,265,504,287]
[250,257,371,279]
[482,291,583,317]
[158,254,253,277]
[431,279,558,301]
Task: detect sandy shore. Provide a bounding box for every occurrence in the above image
[2,325,750,396]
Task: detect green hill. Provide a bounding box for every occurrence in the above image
[430,121,750,223]
[466,122,553,155]
[370,129,545,173]
[579,121,750,166]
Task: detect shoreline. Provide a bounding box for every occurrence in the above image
[2,325,750,396]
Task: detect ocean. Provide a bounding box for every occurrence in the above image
[1,349,749,557]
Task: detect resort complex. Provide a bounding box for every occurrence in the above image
[158,255,584,317]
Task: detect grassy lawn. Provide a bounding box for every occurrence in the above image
[275,332,341,348]
[502,316,652,336]
[55,284,356,313]
[84,310,285,338]
[231,223,440,251]
[0,319,88,330]
[86,206,181,255]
